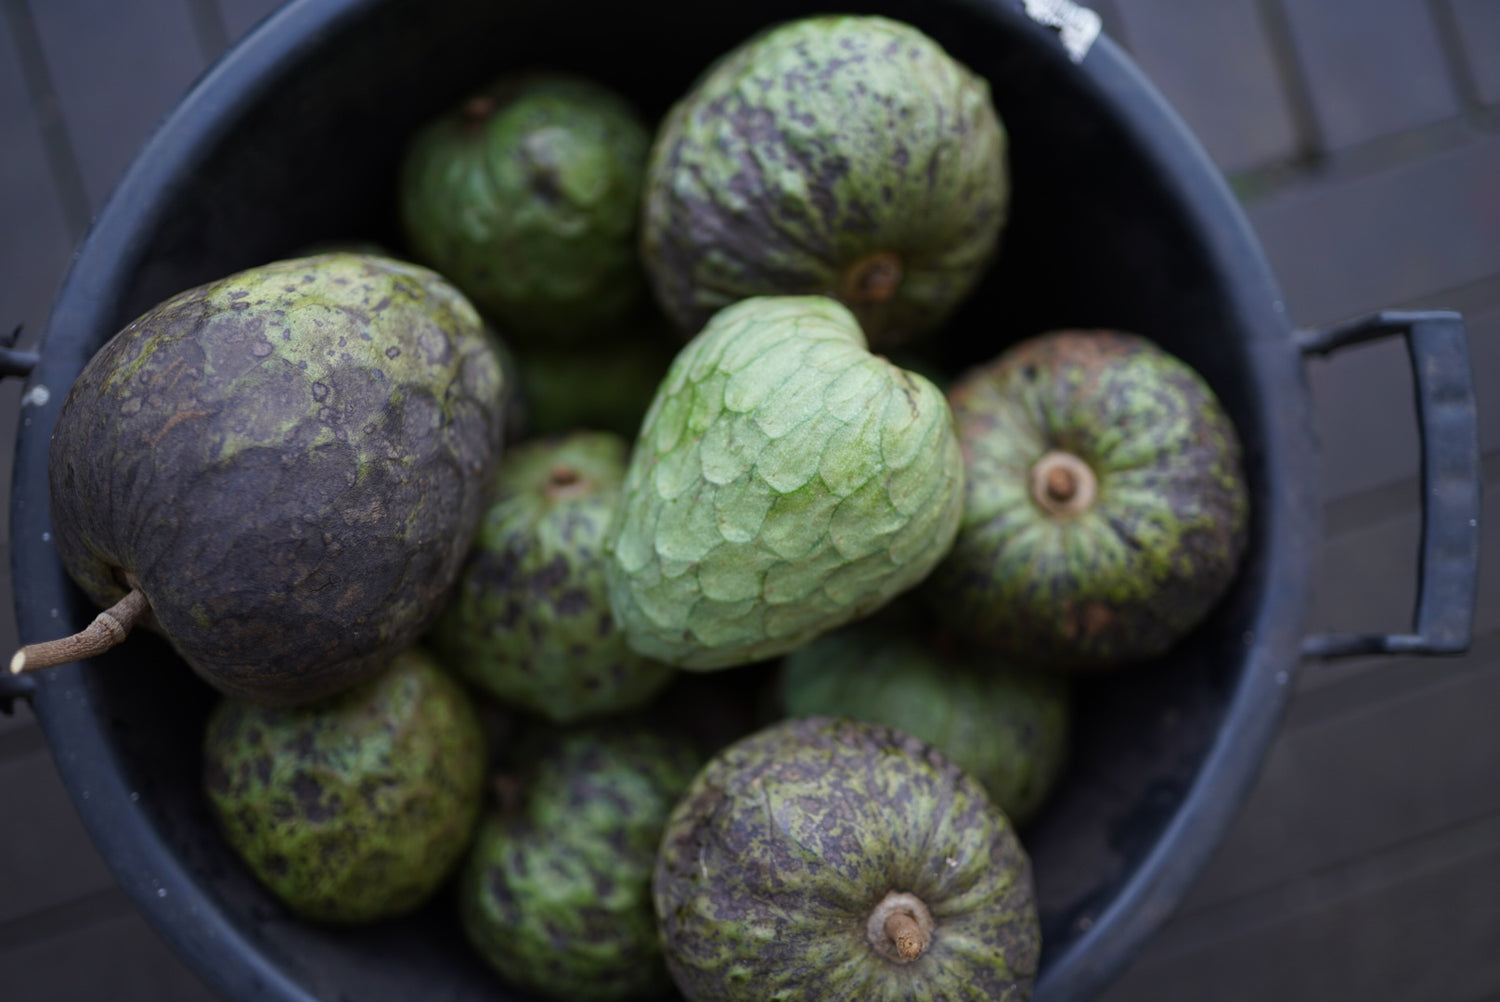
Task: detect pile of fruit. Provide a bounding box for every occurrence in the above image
[15,14,1249,1002]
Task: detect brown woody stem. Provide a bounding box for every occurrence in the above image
[866,890,934,964]
[885,911,926,959]
[1030,449,1098,518]
[10,587,150,675]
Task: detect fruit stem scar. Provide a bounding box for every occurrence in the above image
[10,587,151,675]
[841,251,903,304]
[463,95,496,124]
[1030,449,1097,517]
[544,463,589,501]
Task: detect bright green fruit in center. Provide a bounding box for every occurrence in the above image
[605,295,964,670]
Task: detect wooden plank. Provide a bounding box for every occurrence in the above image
[1446,0,1500,106]
[0,5,78,337]
[1289,627,1500,733]
[0,907,220,1002]
[1302,446,1499,660]
[1100,810,1500,1002]
[1167,651,1500,915]
[0,709,44,757]
[27,0,208,212]
[0,748,119,927]
[1111,0,1299,173]
[0,546,26,737]
[0,4,77,561]
[215,0,287,43]
[1246,134,1500,329]
[1084,0,1129,49]
[1276,0,1461,151]
[1304,300,1500,505]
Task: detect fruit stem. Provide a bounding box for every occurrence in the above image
[1030,450,1098,518]
[866,890,934,964]
[885,911,926,960]
[840,251,903,304]
[9,587,150,675]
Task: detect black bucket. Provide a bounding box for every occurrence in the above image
[4,1,1481,1000]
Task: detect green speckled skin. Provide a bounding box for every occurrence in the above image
[641,15,1008,348]
[47,253,508,705]
[653,716,1039,1002]
[779,620,1070,825]
[513,319,679,440]
[605,295,964,670]
[924,330,1250,668]
[400,72,651,342]
[460,721,703,1001]
[202,647,487,924]
[428,431,676,723]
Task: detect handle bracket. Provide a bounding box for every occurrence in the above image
[0,670,36,715]
[1297,310,1480,659]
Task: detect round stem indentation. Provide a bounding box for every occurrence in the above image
[543,462,589,501]
[1030,449,1098,518]
[840,251,903,304]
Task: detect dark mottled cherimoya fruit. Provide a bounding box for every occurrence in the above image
[202,646,486,924]
[641,14,1008,349]
[924,329,1249,669]
[654,716,1040,1002]
[605,295,964,670]
[460,720,703,1001]
[779,618,1070,826]
[31,253,507,705]
[400,72,651,343]
[428,431,675,723]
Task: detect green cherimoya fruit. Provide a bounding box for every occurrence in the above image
[460,719,703,1001]
[399,72,651,343]
[605,295,964,670]
[512,316,679,440]
[924,329,1250,669]
[202,646,486,924]
[641,14,1009,349]
[428,431,675,723]
[28,253,507,705]
[778,619,1070,826]
[654,715,1040,1002]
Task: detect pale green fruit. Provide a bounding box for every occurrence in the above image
[605,295,964,670]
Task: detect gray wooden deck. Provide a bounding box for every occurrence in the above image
[2,0,1497,999]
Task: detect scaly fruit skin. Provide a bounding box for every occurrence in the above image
[606,295,964,670]
[779,620,1070,826]
[925,330,1249,668]
[202,647,487,925]
[641,14,1008,349]
[654,716,1040,1002]
[48,253,507,705]
[400,72,650,342]
[460,721,703,1001]
[429,431,675,723]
